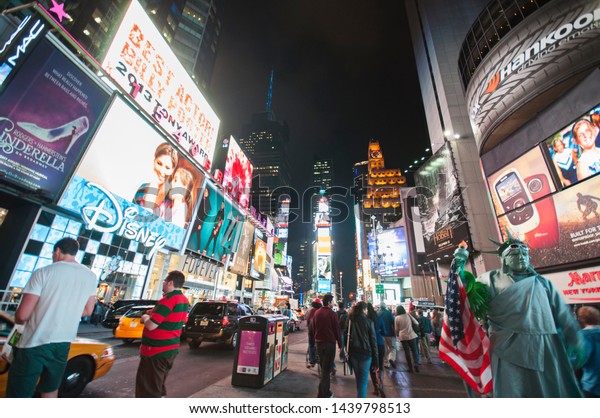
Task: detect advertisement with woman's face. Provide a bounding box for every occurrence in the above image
[249,230,267,280]
[543,105,600,186]
[222,137,253,209]
[58,97,204,253]
[498,173,600,269]
[186,181,244,262]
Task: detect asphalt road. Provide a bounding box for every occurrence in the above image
[80,327,307,398]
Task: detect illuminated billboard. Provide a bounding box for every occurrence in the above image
[273,240,287,265]
[59,96,204,255]
[186,181,244,262]
[487,147,556,218]
[317,226,331,255]
[0,37,110,201]
[542,104,600,187]
[250,229,267,280]
[367,227,409,277]
[230,221,255,276]
[317,255,331,280]
[101,0,220,171]
[498,173,600,269]
[212,136,253,208]
[415,142,471,259]
[317,279,331,294]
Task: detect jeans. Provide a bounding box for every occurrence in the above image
[419,336,432,363]
[383,336,396,366]
[308,341,318,365]
[349,351,372,398]
[399,338,419,372]
[316,342,336,397]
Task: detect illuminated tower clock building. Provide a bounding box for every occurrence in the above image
[355,140,410,303]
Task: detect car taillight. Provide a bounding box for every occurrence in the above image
[222,316,229,326]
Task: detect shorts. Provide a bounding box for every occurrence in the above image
[6,342,70,397]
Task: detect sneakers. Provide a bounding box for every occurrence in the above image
[328,392,334,398]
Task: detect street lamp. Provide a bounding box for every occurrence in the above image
[338,271,344,303]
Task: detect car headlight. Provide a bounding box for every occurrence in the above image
[101,346,114,358]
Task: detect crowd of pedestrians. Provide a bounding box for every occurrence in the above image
[304,294,446,398]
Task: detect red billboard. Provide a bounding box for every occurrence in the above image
[212,136,253,209]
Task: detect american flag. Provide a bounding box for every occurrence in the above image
[439,259,492,395]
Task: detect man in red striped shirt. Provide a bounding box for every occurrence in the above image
[135,270,190,397]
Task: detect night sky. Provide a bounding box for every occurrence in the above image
[208,1,430,298]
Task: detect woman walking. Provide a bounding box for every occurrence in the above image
[394,305,420,372]
[346,301,379,398]
[367,303,386,397]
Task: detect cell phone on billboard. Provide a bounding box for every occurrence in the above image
[493,169,539,233]
[523,173,559,249]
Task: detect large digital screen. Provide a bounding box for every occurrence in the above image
[367,227,409,277]
[317,255,331,280]
[230,221,254,275]
[0,37,110,201]
[543,104,600,187]
[317,279,331,294]
[249,229,267,280]
[487,147,556,218]
[212,136,253,208]
[101,0,220,171]
[317,226,331,255]
[273,240,287,265]
[498,173,600,269]
[186,181,244,262]
[59,97,205,255]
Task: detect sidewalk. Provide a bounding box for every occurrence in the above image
[188,340,469,399]
[78,323,469,398]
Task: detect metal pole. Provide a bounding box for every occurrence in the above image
[213,255,231,300]
[339,271,343,303]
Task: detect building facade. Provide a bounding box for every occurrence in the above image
[407,0,600,306]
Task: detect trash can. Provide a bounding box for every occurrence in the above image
[231,314,289,388]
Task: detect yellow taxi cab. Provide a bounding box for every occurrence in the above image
[0,311,115,397]
[114,305,155,343]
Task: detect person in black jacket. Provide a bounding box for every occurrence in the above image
[347,301,378,398]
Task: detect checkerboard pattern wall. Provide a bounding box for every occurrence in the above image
[10,210,151,289]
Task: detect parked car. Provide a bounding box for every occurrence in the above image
[101,299,158,330]
[182,300,254,350]
[113,305,156,343]
[0,311,115,397]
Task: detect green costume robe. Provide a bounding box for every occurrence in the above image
[478,271,583,398]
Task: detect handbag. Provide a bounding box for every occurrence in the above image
[343,320,353,376]
[1,324,24,365]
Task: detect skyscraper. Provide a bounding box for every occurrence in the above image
[239,71,291,216]
[2,0,222,91]
[140,0,223,91]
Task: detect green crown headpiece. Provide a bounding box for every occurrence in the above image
[486,228,527,256]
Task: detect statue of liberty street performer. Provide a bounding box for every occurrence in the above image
[453,233,586,397]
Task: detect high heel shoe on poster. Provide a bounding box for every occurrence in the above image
[17,116,89,154]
